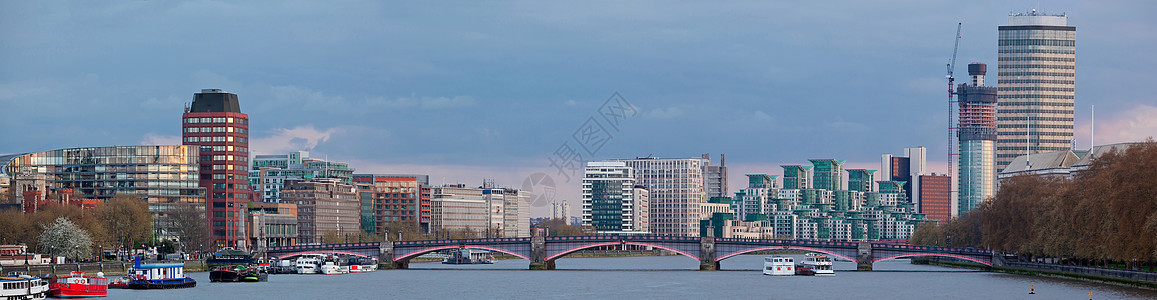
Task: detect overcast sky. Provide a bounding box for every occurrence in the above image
[2,1,1155,215]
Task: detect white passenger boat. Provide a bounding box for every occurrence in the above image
[320,256,349,275]
[801,253,835,276]
[763,256,795,276]
[348,257,378,273]
[2,272,50,300]
[295,254,325,274]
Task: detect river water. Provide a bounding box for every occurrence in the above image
[109,255,1157,299]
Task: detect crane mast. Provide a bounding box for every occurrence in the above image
[947,23,962,203]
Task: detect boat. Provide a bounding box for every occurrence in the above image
[442,249,495,264]
[319,256,348,275]
[1,272,49,300]
[48,271,109,298]
[762,256,795,276]
[206,248,256,267]
[240,268,268,282]
[295,254,325,274]
[209,265,245,282]
[800,253,835,276]
[347,257,378,273]
[125,256,196,289]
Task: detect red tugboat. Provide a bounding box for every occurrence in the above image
[49,272,109,298]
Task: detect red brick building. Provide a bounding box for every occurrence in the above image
[352,174,431,234]
[182,89,251,248]
[917,174,952,223]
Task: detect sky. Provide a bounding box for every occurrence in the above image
[2,1,1155,216]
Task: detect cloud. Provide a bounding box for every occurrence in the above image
[140,133,180,145]
[645,107,684,119]
[1088,103,1157,145]
[752,110,774,122]
[365,94,476,109]
[249,125,348,155]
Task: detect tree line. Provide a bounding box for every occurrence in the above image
[911,140,1157,270]
[0,194,154,259]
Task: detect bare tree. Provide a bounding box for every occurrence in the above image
[169,203,210,254]
[95,194,152,250]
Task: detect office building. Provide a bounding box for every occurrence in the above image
[484,188,529,238]
[996,11,1077,170]
[430,185,488,236]
[703,153,728,198]
[918,174,952,222]
[247,202,298,250]
[250,151,354,203]
[351,174,432,234]
[281,178,359,244]
[611,157,706,236]
[581,162,646,234]
[1,146,205,241]
[957,63,998,215]
[182,89,251,248]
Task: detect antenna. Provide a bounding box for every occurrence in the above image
[1091,105,1095,149]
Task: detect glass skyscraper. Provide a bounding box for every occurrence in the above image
[996,11,1076,170]
[958,63,997,215]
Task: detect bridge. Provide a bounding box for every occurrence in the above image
[266,229,994,271]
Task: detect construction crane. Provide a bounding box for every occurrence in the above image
[947,22,962,200]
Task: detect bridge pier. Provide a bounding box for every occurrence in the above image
[857,242,873,271]
[379,238,408,269]
[699,236,718,271]
[529,228,554,270]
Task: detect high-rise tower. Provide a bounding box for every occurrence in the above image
[182,89,251,249]
[957,63,998,215]
[996,10,1076,170]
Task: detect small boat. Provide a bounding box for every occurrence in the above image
[240,268,268,282]
[348,257,378,273]
[794,264,815,276]
[209,265,245,282]
[762,256,794,276]
[801,253,835,276]
[442,249,496,264]
[1,272,50,300]
[126,256,196,289]
[48,271,109,298]
[319,256,348,275]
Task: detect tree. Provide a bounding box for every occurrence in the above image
[537,218,590,237]
[39,217,93,261]
[96,194,152,250]
[168,203,209,254]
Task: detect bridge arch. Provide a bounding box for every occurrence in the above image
[544,242,700,261]
[393,245,530,262]
[714,246,856,262]
[872,253,992,266]
[271,250,374,260]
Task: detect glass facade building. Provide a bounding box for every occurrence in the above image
[996,11,1076,170]
[957,63,998,215]
[581,162,641,234]
[1,145,205,240]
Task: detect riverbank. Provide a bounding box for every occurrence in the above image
[922,258,1157,290]
[2,259,208,276]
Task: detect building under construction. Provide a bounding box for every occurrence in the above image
[956,63,997,215]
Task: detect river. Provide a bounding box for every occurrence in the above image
[109,255,1157,299]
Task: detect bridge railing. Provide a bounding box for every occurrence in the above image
[872,243,993,255]
[394,237,530,246]
[268,242,381,252]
